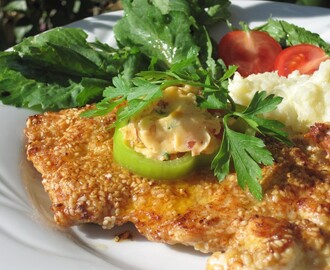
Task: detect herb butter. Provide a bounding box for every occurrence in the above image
[120,85,221,160]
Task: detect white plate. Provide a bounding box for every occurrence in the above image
[1,1,330,269]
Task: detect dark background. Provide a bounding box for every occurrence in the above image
[1,0,329,51]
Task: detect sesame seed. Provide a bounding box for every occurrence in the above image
[24,105,330,266]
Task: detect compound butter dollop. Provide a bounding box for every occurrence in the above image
[120,85,221,160]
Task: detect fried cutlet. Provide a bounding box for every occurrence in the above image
[24,106,330,269]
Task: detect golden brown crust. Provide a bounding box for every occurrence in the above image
[305,122,330,158]
[25,106,330,269]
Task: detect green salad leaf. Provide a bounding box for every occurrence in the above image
[189,0,231,26]
[114,0,231,69]
[256,19,330,54]
[0,52,111,110]
[13,28,122,79]
[0,28,144,110]
[114,0,200,69]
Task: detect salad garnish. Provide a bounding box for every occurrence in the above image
[83,59,291,200]
[1,0,329,199]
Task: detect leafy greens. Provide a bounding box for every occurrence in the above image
[0,0,231,111]
[5,0,323,199]
[0,28,144,110]
[256,19,330,55]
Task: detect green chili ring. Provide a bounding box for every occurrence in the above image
[113,123,215,180]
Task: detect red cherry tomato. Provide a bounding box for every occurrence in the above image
[274,44,329,77]
[218,30,282,77]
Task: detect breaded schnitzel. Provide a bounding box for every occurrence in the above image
[25,106,330,269]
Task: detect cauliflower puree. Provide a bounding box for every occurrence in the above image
[228,59,330,134]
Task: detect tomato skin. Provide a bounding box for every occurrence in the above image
[274,44,329,77]
[218,30,282,77]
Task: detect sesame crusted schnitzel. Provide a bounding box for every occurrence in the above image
[25,106,330,269]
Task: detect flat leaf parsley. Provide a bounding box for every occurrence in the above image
[212,91,291,200]
[83,57,291,200]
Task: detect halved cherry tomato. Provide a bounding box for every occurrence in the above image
[218,30,282,77]
[274,44,329,77]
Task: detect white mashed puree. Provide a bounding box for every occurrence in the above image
[228,59,330,134]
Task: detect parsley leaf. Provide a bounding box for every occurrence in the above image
[215,123,269,200]
[116,78,163,123]
[199,64,237,110]
[81,75,163,125]
[241,91,282,115]
[235,92,292,145]
[212,91,290,200]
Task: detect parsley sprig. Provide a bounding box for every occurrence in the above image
[212,91,291,200]
[82,58,291,200]
[80,6,292,200]
[81,76,163,124]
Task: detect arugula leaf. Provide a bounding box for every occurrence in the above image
[256,19,330,54]
[114,0,230,70]
[193,0,231,26]
[13,28,128,79]
[114,0,199,68]
[0,28,144,110]
[0,52,110,111]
